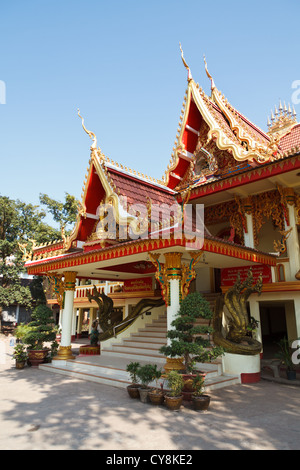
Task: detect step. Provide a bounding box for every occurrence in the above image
[109,344,164,355]
[122,339,166,348]
[39,360,239,392]
[133,330,167,338]
[127,335,167,344]
[100,348,166,362]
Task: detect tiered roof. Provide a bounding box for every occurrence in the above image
[26,51,299,272]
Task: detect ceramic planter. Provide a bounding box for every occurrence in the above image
[287,370,297,380]
[165,394,183,411]
[148,389,165,405]
[28,349,49,367]
[138,387,150,403]
[127,384,141,399]
[15,361,26,369]
[182,372,206,401]
[192,395,210,411]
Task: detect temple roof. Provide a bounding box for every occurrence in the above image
[27,58,300,268]
[162,51,298,193]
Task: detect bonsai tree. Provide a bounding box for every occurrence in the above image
[126,361,141,385]
[12,343,28,366]
[136,364,158,389]
[22,304,56,351]
[166,370,184,397]
[192,373,205,397]
[14,323,32,343]
[160,292,224,373]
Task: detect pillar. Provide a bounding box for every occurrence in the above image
[293,294,300,339]
[285,195,300,279]
[248,298,262,346]
[58,309,63,330]
[71,308,77,342]
[77,308,84,338]
[164,252,182,343]
[53,271,77,361]
[243,198,255,249]
[89,307,97,333]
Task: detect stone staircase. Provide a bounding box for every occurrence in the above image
[40,304,240,392]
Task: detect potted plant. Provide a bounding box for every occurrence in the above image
[126,361,141,398]
[191,373,210,411]
[14,322,32,343]
[275,337,297,380]
[148,365,164,405]
[160,292,224,399]
[164,370,184,411]
[12,343,28,369]
[22,304,56,367]
[136,364,158,403]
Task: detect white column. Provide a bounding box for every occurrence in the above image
[71,308,77,340]
[58,309,63,330]
[167,279,180,345]
[285,204,300,279]
[53,271,77,361]
[248,298,262,346]
[294,294,300,339]
[244,213,255,248]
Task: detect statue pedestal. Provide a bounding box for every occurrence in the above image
[223,353,261,383]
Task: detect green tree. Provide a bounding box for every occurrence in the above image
[0,196,42,321]
[0,193,79,329]
[160,292,224,373]
[39,192,79,234]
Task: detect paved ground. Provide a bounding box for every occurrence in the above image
[1,335,300,451]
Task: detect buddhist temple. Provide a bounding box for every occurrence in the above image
[25,48,300,388]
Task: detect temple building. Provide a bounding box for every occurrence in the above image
[25,50,300,388]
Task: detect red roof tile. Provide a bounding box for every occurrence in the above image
[279,124,300,153]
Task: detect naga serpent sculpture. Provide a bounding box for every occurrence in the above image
[87,285,165,341]
[213,269,263,355]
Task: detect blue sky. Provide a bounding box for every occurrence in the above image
[1,0,300,225]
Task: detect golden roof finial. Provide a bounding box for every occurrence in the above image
[179,43,192,81]
[203,55,215,90]
[77,108,97,150]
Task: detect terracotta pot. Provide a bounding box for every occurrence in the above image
[148,389,165,405]
[182,372,206,391]
[28,349,48,368]
[287,370,297,380]
[163,357,185,374]
[127,384,141,399]
[138,387,150,403]
[165,394,183,411]
[192,395,210,411]
[15,361,25,369]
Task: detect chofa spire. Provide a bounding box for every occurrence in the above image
[179,43,192,82]
[77,108,98,150]
[267,100,297,136]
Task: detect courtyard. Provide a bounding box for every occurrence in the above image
[0,335,299,451]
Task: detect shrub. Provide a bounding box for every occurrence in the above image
[160,292,224,373]
[22,304,56,350]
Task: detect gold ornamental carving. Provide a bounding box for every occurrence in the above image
[63,271,77,291]
[47,273,65,309]
[149,251,203,305]
[53,345,75,361]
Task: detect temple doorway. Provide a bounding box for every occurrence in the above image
[259,301,288,359]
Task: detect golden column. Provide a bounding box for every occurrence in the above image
[53,271,77,361]
[149,251,202,373]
